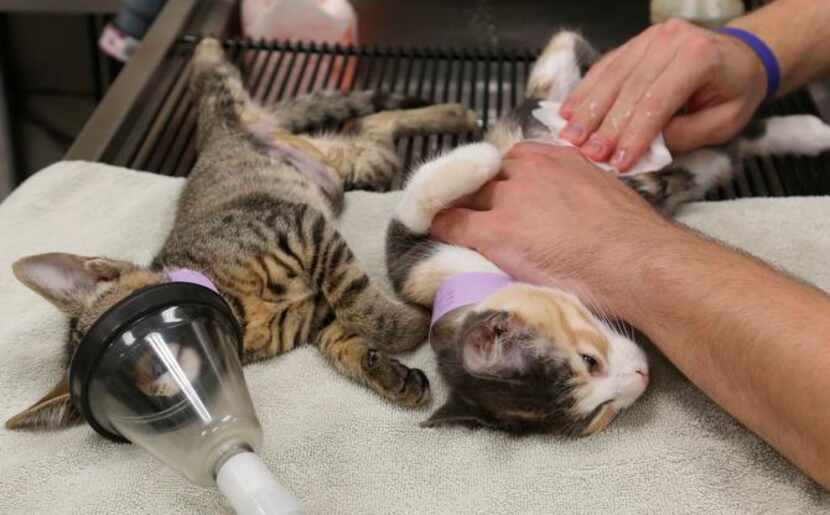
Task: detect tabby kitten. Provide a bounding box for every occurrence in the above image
[6,38,479,430]
[386,30,830,436]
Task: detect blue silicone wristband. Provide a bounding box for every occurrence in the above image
[718,27,781,100]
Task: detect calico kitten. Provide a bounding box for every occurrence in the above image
[5,38,479,430]
[386,30,830,436]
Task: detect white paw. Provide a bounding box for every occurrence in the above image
[398,143,501,232]
[799,115,830,148]
[195,38,223,61]
[193,38,225,76]
[749,115,830,157]
[528,31,583,101]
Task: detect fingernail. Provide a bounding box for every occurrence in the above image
[559,101,574,119]
[560,123,586,144]
[581,134,609,160]
[610,148,628,169]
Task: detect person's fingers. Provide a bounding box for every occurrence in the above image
[583,35,687,162]
[561,28,658,119]
[560,46,623,119]
[611,37,720,171]
[559,28,656,146]
[663,101,743,153]
[430,208,495,248]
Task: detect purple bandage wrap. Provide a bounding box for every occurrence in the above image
[718,27,780,100]
[430,272,514,327]
[167,268,219,293]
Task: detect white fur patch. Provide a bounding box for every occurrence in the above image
[527,32,581,101]
[405,244,502,304]
[396,142,502,233]
[575,320,648,416]
[673,149,733,191]
[739,115,830,157]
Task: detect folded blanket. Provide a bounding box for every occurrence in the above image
[1,161,828,514]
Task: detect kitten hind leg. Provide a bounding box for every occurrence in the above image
[738,115,830,157]
[621,149,733,215]
[190,38,270,152]
[310,104,480,192]
[269,90,430,133]
[354,103,479,140]
[310,134,404,192]
[526,30,599,101]
[623,114,830,215]
[316,321,430,408]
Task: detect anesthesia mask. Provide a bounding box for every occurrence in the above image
[68,269,303,515]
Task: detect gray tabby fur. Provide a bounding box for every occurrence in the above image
[5,38,479,431]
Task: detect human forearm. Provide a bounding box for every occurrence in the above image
[431,140,830,486]
[729,0,830,95]
[605,225,830,488]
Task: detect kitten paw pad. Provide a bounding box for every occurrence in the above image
[363,350,431,408]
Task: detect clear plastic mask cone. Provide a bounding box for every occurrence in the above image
[69,280,304,514]
[84,303,260,486]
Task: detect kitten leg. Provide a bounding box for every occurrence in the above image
[354,103,479,140]
[396,142,503,233]
[299,212,430,353]
[308,104,479,192]
[486,31,600,151]
[268,90,429,133]
[621,150,732,215]
[622,114,830,214]
[191,38,261,151]
[309,133,404,192]
[738,115,830,157]
[316,320,430,407]
[526,30,599,102]
[386,142,505,306]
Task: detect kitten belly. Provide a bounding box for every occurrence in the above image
[248,119,342,200]
[266,139,341,201]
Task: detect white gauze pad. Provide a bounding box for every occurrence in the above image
[529,100,672,175]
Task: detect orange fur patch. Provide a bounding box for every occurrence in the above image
[479,284,609,360]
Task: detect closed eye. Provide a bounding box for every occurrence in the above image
[581,354,599,375]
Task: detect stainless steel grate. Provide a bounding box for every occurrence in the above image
[102,35,829,200]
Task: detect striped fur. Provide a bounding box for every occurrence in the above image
[6,38,478,430]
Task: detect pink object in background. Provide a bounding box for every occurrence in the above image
[99,24,141,63]
[242,0,357,46]
[241,0,358,91]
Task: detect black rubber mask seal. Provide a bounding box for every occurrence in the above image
[68,282,242,443]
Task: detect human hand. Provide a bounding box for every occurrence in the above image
[430,142,679,315]
[558,19,767,172]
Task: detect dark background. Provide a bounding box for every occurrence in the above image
[0,0,650,189]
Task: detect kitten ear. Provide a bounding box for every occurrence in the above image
[5,376,82,430]
[461,312,529,378]
[12,253,133,314]
[421,394,497,429]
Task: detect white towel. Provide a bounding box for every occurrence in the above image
[1,161,828,514]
